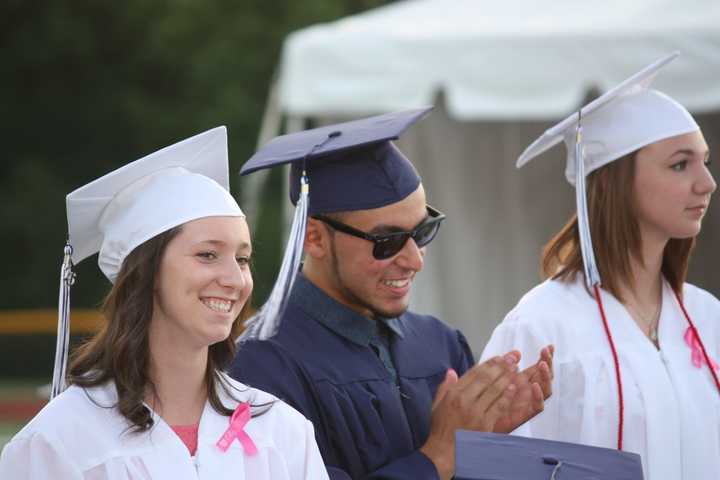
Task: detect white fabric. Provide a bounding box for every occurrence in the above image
[517,53,700,184]
[0,374,329,480]
[481,276,720,480]
[66,126,243,282]
[96,168,242,283]
[278,0,720,120]
[239,178,308,342]
[562,90,698,183]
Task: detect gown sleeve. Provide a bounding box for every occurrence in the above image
[0,432,83,479]
[480,309,560,438]
[351,451,438,479]
[481,309,553,369]
[230,341,441,480]
[355,329,471,479]
[295,417,330,480]
[455,329,476,374]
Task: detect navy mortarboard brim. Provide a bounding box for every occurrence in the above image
[240,107,432,175]
[455,431,644,480]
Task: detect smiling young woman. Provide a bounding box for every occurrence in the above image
[0,128,328,480]
[68,216,255,432]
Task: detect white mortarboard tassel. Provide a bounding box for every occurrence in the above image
[51,243,76,399]
[239,131,342,342]
[574,112,600,288]
[50,127,243,399]
[239,173,309,341]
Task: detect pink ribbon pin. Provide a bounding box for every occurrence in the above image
[216,402,258,455]
[684,326,719,371]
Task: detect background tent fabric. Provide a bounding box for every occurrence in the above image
[249,0,720,354]
[278,0,720,119]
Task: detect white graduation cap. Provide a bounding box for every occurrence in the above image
[53,126,244,398]
[517,52,699,286]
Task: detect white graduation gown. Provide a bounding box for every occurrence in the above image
[482,276,720,480]
[0,373,329,480]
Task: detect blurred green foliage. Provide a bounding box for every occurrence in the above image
[0,0,386,309]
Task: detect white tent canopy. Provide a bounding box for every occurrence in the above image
[279,0,720,120]
[253,0,720,353]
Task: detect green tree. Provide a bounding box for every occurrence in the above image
[0,0,386,310]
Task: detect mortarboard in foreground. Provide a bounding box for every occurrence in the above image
[455,430,644,480]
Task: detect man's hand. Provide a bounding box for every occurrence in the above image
[493,345,554,434]
[420,352,520,480]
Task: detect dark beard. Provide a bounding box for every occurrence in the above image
[329,237,408,319]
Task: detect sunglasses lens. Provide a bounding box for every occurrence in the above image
[372,219,443,259]
[413,221,441,247]
[373,235,409,260]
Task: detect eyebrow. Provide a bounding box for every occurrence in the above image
[197,239,252,251]
[670,148,709,159]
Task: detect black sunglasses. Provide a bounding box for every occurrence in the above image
[313,205,446,260]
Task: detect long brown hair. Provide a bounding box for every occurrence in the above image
[542,151,695,301]
[68,226,259,432]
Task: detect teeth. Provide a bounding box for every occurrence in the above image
[383,279,409,288]
[202,298,233,313]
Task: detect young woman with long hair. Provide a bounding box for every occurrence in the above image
[482,54,720,480]
[0,128,328,479]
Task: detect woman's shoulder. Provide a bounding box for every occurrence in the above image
[217,373,313,444]
[218,373,308,423]
[4,382,126,464]
[219,373,275,404]
[507,275,594,325]
[683,282,720,304]
[12,384,115,438]
[681,282,720,326]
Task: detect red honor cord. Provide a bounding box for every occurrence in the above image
[595,285,720,452]
[593,284,625,450]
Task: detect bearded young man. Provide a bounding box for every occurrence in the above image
[229,109,553,480]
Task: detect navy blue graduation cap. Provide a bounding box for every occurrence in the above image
[455,431,644,480]
[238,107,432,341]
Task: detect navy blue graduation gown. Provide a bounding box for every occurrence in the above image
[229,279,475,479]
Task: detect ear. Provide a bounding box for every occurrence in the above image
[305,218,331,260]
